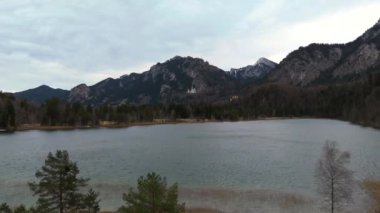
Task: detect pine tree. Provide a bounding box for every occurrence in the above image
[5,100,15,130]
[28,150,88,213]
[83,188,100,213]
[120,172,185,213]
[13,205,27,213]
[0,203,12,213]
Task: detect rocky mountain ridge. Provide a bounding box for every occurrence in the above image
[228,58,277,82]
[68,56,238,105]
[268,18,380,86]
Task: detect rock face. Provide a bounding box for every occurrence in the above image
[228,58,277,82]
[14,85,69,103]
[68,84,90,103]
[68,56,237,105]
[269,18,380,86]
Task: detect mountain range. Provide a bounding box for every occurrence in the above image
[14,18,380,105]
[269,19,380,86]
[15,56,277,105]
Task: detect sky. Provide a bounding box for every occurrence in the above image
[0,0,380,92]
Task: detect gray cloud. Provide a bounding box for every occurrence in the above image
[1,0,250,71]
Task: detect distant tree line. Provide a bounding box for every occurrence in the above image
[241,78,380,128]
[1,74,380,130]
[0,92,15,131]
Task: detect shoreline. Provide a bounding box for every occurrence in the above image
[15,118,209,132]
[6,116,377,133]
[13,117,313,132]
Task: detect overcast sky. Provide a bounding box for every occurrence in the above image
[1,0,380,92]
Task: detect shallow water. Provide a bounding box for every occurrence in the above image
[0,119,379,211]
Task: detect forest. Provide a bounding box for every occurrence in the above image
[0,72,380,131]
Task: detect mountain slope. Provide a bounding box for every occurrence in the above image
[68,56,238,105]
[269,18,380,86]
[14,85,69,103]
[228,58,277,82]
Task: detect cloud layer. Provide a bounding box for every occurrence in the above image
[0,0,379,92]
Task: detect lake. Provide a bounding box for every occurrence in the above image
[0,119,379,212]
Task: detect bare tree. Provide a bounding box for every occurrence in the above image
[315,141,354,213]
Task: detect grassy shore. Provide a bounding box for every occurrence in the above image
[185,208,223,213]
[96,209,221,213]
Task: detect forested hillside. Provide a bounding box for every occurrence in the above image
[3,71,379,130]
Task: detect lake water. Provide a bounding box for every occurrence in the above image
[0,119,379,212]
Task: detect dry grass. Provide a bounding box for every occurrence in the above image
[78,211,113,213]
[83,209,221,213]
[185,208,223,213]
[181,187,310,206]
[363,179,380,213]
[179,187,315,213]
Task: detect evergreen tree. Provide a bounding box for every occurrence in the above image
[65,192,84,213]
[28,150,88,213]
[44,98,61,126]
[120,172,185,213]
[0,104,6,129]
[0,203,12,213]
[13,205,27,213]
[0,99,15,130]
[5,100,15,129]
[83,188,100,213]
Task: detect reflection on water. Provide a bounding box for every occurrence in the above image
[0,119,379,211]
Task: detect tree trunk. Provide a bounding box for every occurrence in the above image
[59,174,63,213]
[152,191,156,213]
[331,176,334,213]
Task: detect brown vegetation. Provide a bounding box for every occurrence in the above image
[363,179,380,212]
[185,208,223,213]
